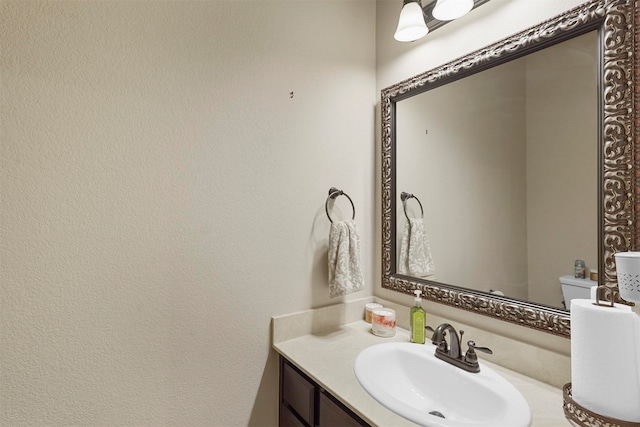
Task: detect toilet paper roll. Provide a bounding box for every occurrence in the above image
[571,299,640,422]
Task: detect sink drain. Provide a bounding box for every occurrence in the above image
[429,410,445,418]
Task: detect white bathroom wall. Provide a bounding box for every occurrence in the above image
[1,1,375,426]
[525,31,598,307]
[375,0,587,353]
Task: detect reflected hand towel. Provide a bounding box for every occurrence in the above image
[328,219,364,297]
[398,218,435,277]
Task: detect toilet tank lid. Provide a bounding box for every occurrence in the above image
[559,275,597,289]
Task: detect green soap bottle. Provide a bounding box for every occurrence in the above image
[410,289,426,344]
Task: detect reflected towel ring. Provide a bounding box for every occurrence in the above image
[401,192,424,221]
[325,187,356,224]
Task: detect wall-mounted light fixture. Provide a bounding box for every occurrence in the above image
[432,0,474,21]
[394,0,491,43]
[394,0,429,42]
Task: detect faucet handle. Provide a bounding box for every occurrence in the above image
[425,325,439,343]
[426,325,449,351]
[464,340,493,364]
[467,340,492,354]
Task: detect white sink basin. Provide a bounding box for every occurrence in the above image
[354,342,531,427]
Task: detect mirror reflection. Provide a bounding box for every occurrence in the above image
[395,31,598,310]
[383,0,637,337]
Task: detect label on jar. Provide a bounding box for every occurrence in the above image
[371,309,396,337]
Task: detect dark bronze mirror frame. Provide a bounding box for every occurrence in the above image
[381,0,639,338]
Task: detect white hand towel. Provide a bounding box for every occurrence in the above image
[328,219,364,298]
[398,218,435,277]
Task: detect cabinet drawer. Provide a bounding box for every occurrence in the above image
[281,360,315,425]
[279,404,307,427]
[318,390,368,427]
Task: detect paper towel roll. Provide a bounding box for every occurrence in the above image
[571,299,640,422]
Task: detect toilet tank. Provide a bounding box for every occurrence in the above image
[559,275,597,310]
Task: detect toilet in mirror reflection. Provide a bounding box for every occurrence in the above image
[560,275,596,310]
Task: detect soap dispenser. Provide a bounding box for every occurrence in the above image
[410,289,426,344]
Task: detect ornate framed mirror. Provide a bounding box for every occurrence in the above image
[381,0,638,338]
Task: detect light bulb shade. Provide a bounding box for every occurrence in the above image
[432,0,473,21]
[394,1,428,42]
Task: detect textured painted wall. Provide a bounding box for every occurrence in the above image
[1,1,375,425]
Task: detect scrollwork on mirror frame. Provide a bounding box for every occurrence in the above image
[381,0,638,338]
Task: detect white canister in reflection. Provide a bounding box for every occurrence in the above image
[364,303,383,323]
[614,251,640,303]
[371,308,396,337]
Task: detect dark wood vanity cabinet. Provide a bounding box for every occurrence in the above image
[279,356,370,427]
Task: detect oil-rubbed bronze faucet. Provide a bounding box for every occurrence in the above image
[426,323,493,373]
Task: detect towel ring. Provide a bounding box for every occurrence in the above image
[325,187,355,224]
[401,192,424,221]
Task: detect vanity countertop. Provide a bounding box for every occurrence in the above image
[272,306,572,427]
